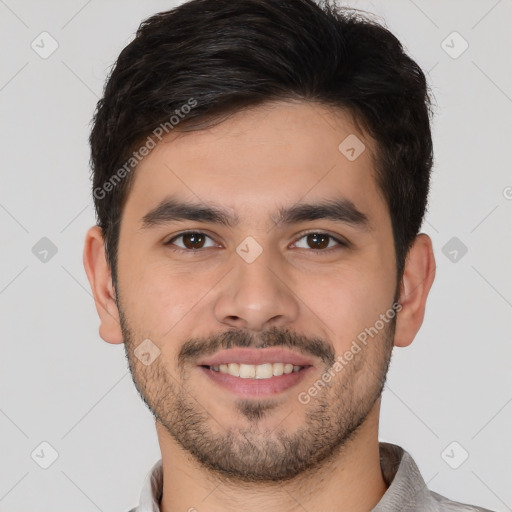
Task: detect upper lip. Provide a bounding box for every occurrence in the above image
[197,348,314,367]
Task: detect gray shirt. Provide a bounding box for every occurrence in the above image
[128,442,494,512]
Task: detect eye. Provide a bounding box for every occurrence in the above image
[165,231,218,251]
[292,232,347,251]
[164,230,348,253]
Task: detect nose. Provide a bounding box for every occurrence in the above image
[213,247,300,332]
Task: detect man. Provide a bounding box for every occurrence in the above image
[83,0,494,510]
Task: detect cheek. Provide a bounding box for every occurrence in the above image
[122,261,217,335]
[299,263,394,349]
[142,281,187,326]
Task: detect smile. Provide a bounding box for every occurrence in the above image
[204,362,305,379]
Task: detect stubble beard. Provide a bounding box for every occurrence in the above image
[120,307,395,483]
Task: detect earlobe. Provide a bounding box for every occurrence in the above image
[393,233,436,348]
[83,225,124,345]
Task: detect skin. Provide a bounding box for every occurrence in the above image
[83,100,435,512]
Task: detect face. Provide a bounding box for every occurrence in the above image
[115,101,398,482]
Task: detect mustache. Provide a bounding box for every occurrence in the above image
[178,326,335,368]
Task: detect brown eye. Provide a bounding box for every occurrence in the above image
[182,232,205,249]
[306,233,330,249]
[166,231,216,251]
[294,232,345,251]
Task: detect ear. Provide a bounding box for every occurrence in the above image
[83,225,124,344]
[394,233,436,348]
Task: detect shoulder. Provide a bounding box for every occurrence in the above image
[429,490,496,511]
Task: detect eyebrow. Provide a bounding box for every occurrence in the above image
[139,195,370,231]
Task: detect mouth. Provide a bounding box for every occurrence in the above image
[201,362,308,379]
[196,348,315,396]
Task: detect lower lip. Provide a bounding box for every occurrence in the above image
[199,366,313,397]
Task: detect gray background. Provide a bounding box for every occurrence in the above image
[0,0,511,511]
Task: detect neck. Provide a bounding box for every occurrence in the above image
[157,403,387,512]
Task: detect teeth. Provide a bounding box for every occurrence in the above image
[273,363,284,376]
[228,363,239,376]
[212,362,305,379]
[256,363,273,379]
[239,363,256,378]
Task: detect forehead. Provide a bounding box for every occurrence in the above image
[122,100,386,227]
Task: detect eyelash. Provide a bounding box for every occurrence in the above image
[164,230,348,254]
